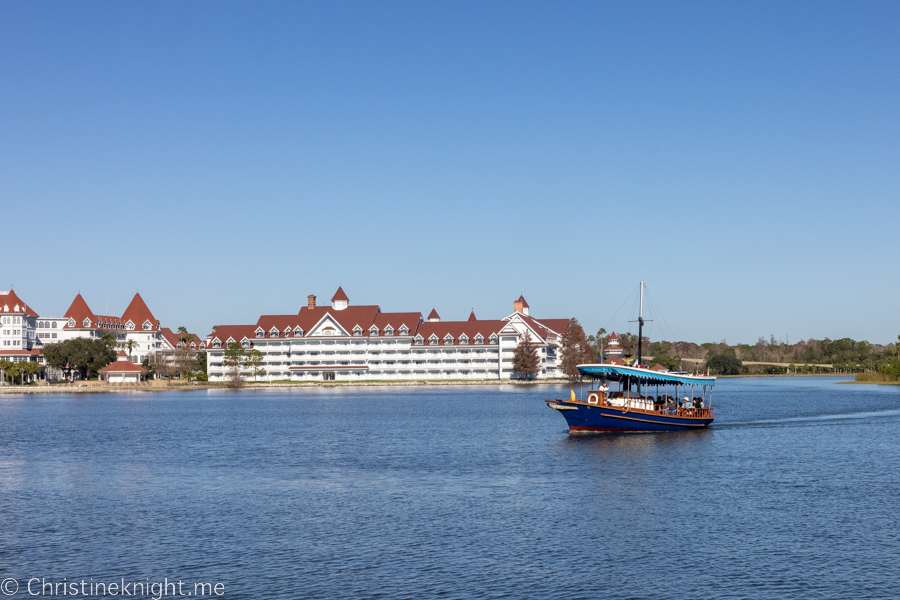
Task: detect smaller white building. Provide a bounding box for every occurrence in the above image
[99,351,146,383]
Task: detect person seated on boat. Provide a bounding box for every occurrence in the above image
[692,397,703,409]
[654,396,665,411]
[598,379,609,393]
[665,396,677,411]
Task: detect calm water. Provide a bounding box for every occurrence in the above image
[1,377,899,599]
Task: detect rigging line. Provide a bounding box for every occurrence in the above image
[645,287,677,343]
[602,283,640,332]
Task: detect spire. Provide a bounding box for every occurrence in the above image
[122,292,158,330]
[468,310,477,322]
[427,308,440,322]
[331,286,349,310]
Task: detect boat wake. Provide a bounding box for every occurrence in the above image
[721,408,900,427]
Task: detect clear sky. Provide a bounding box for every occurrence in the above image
[2,2,897,344]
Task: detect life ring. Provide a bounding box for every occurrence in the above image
[587,392,599,405]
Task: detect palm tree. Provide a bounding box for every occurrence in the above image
[121,339,138,360]
[177,326,188,334]
[100,331,118,350]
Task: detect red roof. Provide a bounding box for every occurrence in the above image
[63,293,95,325]
[427,308,440,320]
[607,356,625,365]
[331,286,349,302]
[99,360,145,373]
[122,293,159,331]
[468,310,477,322]
[609,332,619,340]
[372,312,422,335]
[160,327,203,348]
[416,320,506,345]
[0,289,38,317]
[516,295,529,309]
[116,350,128,358]
[206,325,258,346]
[650,364,668,372]
[0,348,42,356]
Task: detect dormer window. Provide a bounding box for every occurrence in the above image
[489,335,498,344]
[353,325,363,337]
[475,334,484,344]
[444,335,454,345]
[142,321,153,331]
[384,326,394,336]
[414,335,424,346]
[256,328,265,338]
[459,335,469,345]
[213,341,221,348]
[68,319,75,327]
[242,340,251,348]
[294,327,304,336]
[284,327,292,337]
[83,318,91,327]
[399,326,409,336]
[270,328,279,338]
[429,335,439,345]
[369,326,379,336]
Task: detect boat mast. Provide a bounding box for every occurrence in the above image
[637,281,644,369]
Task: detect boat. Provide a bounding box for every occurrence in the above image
[546,282,715,432]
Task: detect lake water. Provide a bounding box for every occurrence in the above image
[1,377,899,599]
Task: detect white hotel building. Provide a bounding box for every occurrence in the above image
[205,288,570,382]
[0,289,201,377]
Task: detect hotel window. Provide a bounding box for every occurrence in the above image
[475,335,484,344]
[399,327,409,335]
[271,331,279,338]
[444,336,453,345]
[256,330,264,338]
[385,327,394,336]
[415,338,423,345]
[490,335,498,344]
[369,328,378,336]
[459,336,468,345]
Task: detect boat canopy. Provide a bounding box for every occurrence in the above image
[577,363,716,387]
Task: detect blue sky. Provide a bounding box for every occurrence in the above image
[2,2,898,344]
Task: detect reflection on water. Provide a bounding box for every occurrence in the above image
[0,377,898,599]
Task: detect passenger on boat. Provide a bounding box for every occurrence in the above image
[692,397,703,409]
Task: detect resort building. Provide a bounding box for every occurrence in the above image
[1,289,201,380]
[204,288,570,382]
[603,332,624,359]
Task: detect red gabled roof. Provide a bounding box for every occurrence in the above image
[517,295,529,308]
[372,312,422,335]
[650,364,668,372]
[100,360,145,373]
[116,350,128,358]
[0,289,38,317]
[607,356,625,365]
[416,320,506,345]
[427,308,440,320]
[206,325,258,346]
[121,293,159,330]
[608,331,619,340]
[468,310,477,322]
[331,286,349,302]
[160,327,202,348]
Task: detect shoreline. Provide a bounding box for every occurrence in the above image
[0,378,575,394]
[0,372,869,394]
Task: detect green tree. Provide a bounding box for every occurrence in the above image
[244,348,266,382]
[99,331,118,350]
[0,359,12,385]
[21,361,41,384]
[560,318,593,382]
[223,342,245,388]
[650,344,680,371]
[706,347,742,375]
[511,332,541,380]
[177,326,188,334]
[121,338,138,360]
[42,339,115,380]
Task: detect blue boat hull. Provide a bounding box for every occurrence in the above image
[547,400,713,432]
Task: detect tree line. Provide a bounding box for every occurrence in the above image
[511,319,900,381]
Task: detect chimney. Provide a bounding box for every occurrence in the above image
[513,299,523,313]
[307,295,316,309]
